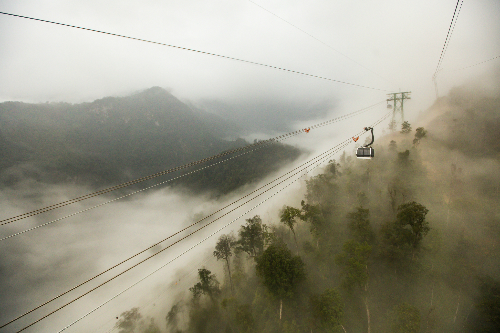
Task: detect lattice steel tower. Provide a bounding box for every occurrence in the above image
[387,91,411,128]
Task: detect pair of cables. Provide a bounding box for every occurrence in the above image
[441,55,500,73]
[4,110,390,333]
[432,0,464,81]
[244,0,394,88]
[0,11,387,92]
[0,101,384,242]
[56,112,391,333]
[101,253,216,333]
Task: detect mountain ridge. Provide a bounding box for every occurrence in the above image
[0,87,300,191]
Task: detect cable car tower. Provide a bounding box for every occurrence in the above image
[386,91,411,130]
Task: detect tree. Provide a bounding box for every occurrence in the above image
[396,202,430,252]
[214,234,236,291]
[389,140,398,152]
[326,159,341,178]
[190,269,220,301]
[279,206,302,252]
[397,150,411,165]
[380,220,413,268]
[235,304,255,333]
[142,318,161,333]
[237,215,270,258]
[389,119,397,132]
[414,127,427,140]
[255,243,306,320]
[166,303,181,333]
[115,308,161,333]
[335,240,372,332]
[413,127,427,146]
[116,308,142,333]
[387,178,412,215]
[335,240,371,292]
[357,191,369,207]
[470,278,500,332]
[391,302,421,333]
[300,200,325,246]
[381,202,430,264]
[305,173,336,205]
[346,207,374,243]
[401,121,412,134]
[310,288,344,332]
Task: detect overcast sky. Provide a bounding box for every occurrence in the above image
[1,1,500,332]
[1,0,499,115]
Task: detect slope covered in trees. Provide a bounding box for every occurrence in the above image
[0,87,301,194]
[116,82,500,333]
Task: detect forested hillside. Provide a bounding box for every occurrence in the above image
[0,87,301,194]
[114,83,500,333]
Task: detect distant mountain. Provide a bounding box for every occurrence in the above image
[0,87,301,191]
[198,98,334,133]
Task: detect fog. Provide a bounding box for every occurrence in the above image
[0,73,497,331]
[0,183,213,331]
[0,138,336,332]
[1,0,500,331]
[1,0,499,113]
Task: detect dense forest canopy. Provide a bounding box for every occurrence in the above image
[0,87,301,195]
[114,82,500,333]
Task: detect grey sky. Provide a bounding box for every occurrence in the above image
[1,1,500,331]
[1,0,499,114]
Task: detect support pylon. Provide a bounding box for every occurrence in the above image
[387,91,411,128]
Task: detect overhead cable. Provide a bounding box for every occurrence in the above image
[13,125,368,332]
[0,102,384,328]
[433,0,464,80]
[452,55,500,71]
[246,0,394,87]
[100,254,215,333]
[54,112,391,333]
[2,104,385,331]
[0,11,388,92]
[440,0,463,70]
[0,133,301,242]
[0,101,382,229]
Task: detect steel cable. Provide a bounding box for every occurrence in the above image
[14,133,358,332]
[0,11,387,92]
[0,133,299,241]
[1,103,385,330]
[440,0,463,71]
[54,112,391,333]
[433,0,463,80]
[245,0,394,87]
[0,101,382,229]
[450,55,500,71]
[99,254,215,333]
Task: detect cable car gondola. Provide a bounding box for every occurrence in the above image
[356,127,375,159]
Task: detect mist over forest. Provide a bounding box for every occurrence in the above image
[1,0,499,331]
[0,75,499,333]
[0,77,489,333]
[0,71,499,333]
[137,80,498,333]
[0,87,301,194]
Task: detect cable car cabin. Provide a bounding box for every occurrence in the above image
[356,147,374,159]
